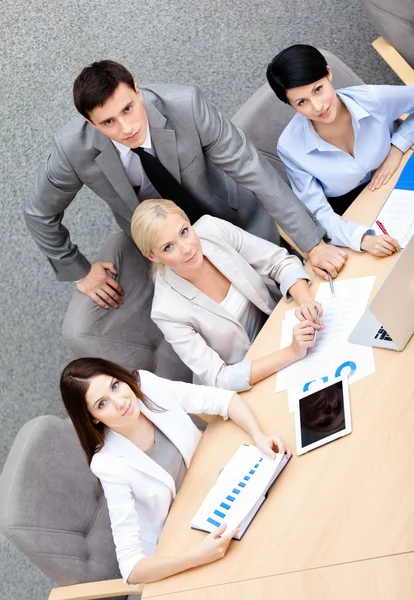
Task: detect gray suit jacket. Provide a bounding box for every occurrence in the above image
[25,83,325,281]
[151,216,311,391]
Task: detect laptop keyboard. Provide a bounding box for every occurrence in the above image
[374,326,393,342]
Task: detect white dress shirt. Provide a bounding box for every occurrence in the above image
[112,121,161,200]
[220,283,267,343]
[277,85,414,251]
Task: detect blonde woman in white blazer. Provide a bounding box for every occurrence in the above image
[60,357,290,584]
[131,200,324,391]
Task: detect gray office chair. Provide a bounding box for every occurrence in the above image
[231,48,364,184]
[358,0,414,67]
[63,230,192,382]
[0,415,142,600]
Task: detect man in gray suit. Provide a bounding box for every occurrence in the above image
[25,60,346,309]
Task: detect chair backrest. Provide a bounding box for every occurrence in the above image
[63,231,192,382]
[0,416,128,600]
[358,0,414,67]
[232,49,364,183]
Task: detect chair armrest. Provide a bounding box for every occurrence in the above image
[372,37,414,85]
[49,579,144,600]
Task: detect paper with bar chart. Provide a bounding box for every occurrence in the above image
[191,445,289,539]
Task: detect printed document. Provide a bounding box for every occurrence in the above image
[275,276,376,394]
[372,188,414,247]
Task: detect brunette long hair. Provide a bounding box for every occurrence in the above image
[60,357,164,464]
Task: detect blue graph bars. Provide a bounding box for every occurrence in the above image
[207,455,264,528]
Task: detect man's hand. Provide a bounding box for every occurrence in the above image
[307,240,347,280]
[368,145,404,190]
[76,262,124,309]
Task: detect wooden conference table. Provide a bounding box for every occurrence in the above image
[143,151,414,600]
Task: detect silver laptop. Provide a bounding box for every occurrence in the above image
[348,233,414,351]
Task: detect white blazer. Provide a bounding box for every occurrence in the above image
[152,216,310,391]
[90,369,235,582]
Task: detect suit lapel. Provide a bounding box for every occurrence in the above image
[162,263,241,326]
[138,401,200,468]
[202,239,272,314]
[93,130,139,213]
[104,421,176,495]
[145,102,181,183]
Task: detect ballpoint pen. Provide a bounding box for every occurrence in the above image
[375,220,389,236]
[375,219,400,251]
[328,272,335,295]
[313,307,320,343]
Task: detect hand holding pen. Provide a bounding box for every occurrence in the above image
[295,300,324,328]
[360,220,400,256]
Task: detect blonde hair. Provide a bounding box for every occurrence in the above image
[130,199,190,279]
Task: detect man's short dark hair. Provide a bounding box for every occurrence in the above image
[73,60,135,119]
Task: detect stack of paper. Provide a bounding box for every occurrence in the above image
[191,445,289,539]
[276,276,376,402]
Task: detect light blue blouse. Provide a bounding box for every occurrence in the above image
[277,85,414,251]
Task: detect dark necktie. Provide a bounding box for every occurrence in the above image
[132,146,203,223]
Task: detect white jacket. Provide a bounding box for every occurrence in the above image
[152,215,310,391]
[90,369,235,582]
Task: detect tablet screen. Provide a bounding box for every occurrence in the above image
[298,380,346,450]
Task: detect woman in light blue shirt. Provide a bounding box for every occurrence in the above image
[267,44,414,255]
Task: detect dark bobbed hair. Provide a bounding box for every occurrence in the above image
[60,357,164,464]
[300,384,345,434]
[73,60,136,119]
[266,44,329,104]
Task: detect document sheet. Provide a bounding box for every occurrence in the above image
[191,445,288,539]
[372,188,414,247]
[276,276,376,396]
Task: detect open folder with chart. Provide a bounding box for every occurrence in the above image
[371,153,414,247]
[191,445,290,539]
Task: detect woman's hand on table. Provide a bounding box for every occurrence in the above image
[295,300,324,325]
[369,145,404,190]
[360,234,400,256]
[253,433,292,459]
[289,320,320,360]
[193,523,240,566]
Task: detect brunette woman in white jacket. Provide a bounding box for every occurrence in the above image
[60,357,290,585]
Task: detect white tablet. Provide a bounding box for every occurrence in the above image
[294,375,352,456]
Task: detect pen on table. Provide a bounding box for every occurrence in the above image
[328,272,335,296]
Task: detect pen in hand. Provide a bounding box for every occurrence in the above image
[328,272,335,295]
[375,220,389,236]
[375,220,400,252]
[313,307,320,343]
